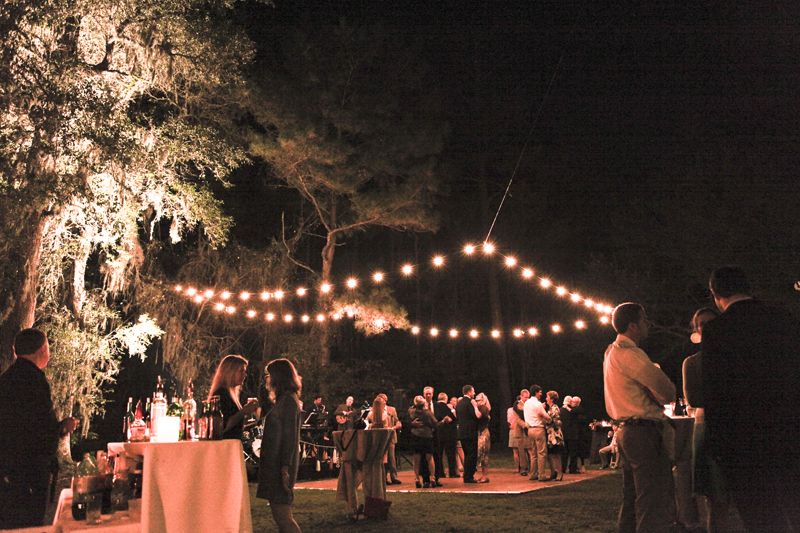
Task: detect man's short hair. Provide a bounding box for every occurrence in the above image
[438,392,448,401]
[423,386,434,394]
[462,384,474,395]
[529,384,542,396]
[709,266,751,298]
[14,328,47,356]
[612,302,645,334]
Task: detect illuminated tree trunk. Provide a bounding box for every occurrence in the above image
[318,210,337,367]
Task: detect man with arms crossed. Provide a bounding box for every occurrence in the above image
[604,303,676,533]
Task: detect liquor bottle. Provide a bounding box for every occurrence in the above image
[208,395,224,440]
[122,397,133,441]
[144,397,152,440]
[72,453,99,520]
[129,400,147,442]
[150,376,167,441]
[182,381,197,440]
[110,454,130,516]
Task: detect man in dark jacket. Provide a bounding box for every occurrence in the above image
[702,266,800,531]
[434,392,458,477]
[455,384,481,483]
[0,329,79,528]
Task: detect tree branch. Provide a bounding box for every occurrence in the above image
[280,212,316,275]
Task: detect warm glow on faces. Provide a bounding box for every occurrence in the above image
[540,278,552,289]
[320,282,332,294]
[504,256,517,267]
[575,320,586,329]
[463,244,476,255]
[273,290,285,300]
[551,324,562,333]
[469,329,479,338]
[522,268,534,279]
[482,242,495,254]
[411,326,421,335]
[401,264,414,276]
[372,271,385,283]
[296,287,307,297]
[432,255,445,267]
[220,291,231,300]
[346,277,359,289]
[449,328,459,338]
[491,329,501,338]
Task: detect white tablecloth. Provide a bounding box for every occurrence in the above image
[52,488,141,532]
[109,440,252,533]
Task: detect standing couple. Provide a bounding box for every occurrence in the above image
[455,384,491,484]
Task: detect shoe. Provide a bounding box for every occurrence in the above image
[520,471,528,476]
[539,477,550,482]
[390,479,402,485]
[557,472,564,481]
[550,471,558,480]
[433,479,443,487]
[477,478,489,483]
[423,482,431,488]
[415,480,422,488]
[463,478,478,484]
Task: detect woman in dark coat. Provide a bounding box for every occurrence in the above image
[208,354,259,440]
[256,358,302,533]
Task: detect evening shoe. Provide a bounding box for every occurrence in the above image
[415,480,422,488]
[477,478,489,483]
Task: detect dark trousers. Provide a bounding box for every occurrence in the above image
[617,424,675,533]
[461,437,478,482]
[721,460,800,532]
[420,434,445,481]
[440,438,457,476]
[565,438,580,472]
[0,470,50,529]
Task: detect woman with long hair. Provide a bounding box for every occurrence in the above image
[475,392,492,483]
[208,354,259,440]
[256,358,302,533]
[408,395,438,488]
[545,390,565,481]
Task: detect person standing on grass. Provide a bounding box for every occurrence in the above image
[604,302,676,533]
[257,358,302,533]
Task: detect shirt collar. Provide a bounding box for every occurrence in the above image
[615,333,638,348]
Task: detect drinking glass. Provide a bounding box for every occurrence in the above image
[85,492,102,525]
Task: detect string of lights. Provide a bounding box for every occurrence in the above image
[172,239,616,318]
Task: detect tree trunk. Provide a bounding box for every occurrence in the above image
[0,209,49,368]
[318,230,337,366]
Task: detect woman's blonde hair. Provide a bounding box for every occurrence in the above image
[413,395,426,409]
[208,354,248,407]
[476,392,491,411]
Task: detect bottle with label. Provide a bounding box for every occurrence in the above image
[182,381,197,440]
[144,397,152,439]
[150,375,167,441]
[72,453,99,520]
[129,400,147,442]
[122,397,133,441]
[674,397,687,417]
[198,400,210,440]
[208,395,224,440]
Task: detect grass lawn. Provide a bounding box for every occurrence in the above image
[250,450,622,532]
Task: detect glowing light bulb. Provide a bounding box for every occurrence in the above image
[504,256,518,267]
[193,295,204,304]
[175,285,183,292]
[482,242,496,254]
[316,313,326,322]
[528,327,539,337]
[186,287,197,296]
[522,268,534,279]
[575,320,586,330]
[372,271,385,283]
[513,328,524,338]
[332,313,342,321]
[449,328,459,338]
[296,287,307,297]
[401,264,414,276]
[213,302,225,311]
[203,289,214,299]
[463,244,476,255]
[225,306,236,315]
[432,255,445,268]
[374,319,385,328]
[301,314,310,323]
[265,312,275,322]
[260,291,271,301]
[429,327,439,337]
[551,324,562,333]
[411,326,421,335]
[570,293,582,303]
[346,277,358,289]
[273,290,285,300]
[346,309,355,318]
[540,278,552,289]
[320,282,332,294]
[239,291,251,301]
[584,298,594,308]
[246,309,257,319]
[491,329,501,339]
[600,315,610,325]
[469,329,479,339]
[283,314,293,323]
[556,286,567,296]
[219,291,231,300]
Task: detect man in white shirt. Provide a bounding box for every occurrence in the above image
[523,384,551,481]
[604,302,676,533]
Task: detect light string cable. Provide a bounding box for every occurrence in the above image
[485,18,577,244]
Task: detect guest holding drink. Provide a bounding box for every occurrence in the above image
[257,358,302,533]
[208,354,258,440]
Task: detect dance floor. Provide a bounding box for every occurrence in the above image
[296,467,615,495]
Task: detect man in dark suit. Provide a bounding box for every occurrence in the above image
[456,384,480,483]
[702,266,800,531]
[0,329,79,528]
[434,392,458,477]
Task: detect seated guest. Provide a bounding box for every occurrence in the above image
[208,354,258,440]
[599,424,620,469]
[256,358,302,533]
[408,395,438,488]
[0,328,79,529]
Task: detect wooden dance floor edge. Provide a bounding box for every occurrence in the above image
[295,467,615,495]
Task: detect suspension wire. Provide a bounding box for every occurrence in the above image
[484,29,574,243]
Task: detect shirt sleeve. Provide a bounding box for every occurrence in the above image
[279,396,300,468]
[682,354,703,407]
[624,348,676,404]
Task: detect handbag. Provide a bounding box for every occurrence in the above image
[364,496,392,520]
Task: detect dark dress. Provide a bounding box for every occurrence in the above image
[0,358,61,528]
[212,387,246,440]
[408,406,437,455]
[256,393,301,504]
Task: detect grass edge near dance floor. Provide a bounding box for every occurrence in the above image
[250,465,623,532]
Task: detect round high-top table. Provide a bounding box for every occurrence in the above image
[332,428,394,516]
